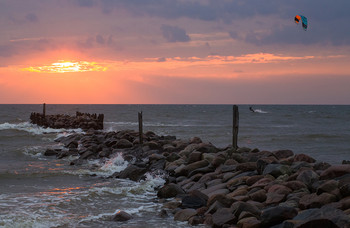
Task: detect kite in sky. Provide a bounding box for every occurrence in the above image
[294,15,308,31]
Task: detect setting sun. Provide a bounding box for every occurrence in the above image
[22,60,108,73]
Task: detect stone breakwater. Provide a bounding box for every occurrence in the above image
[30,111,104,130]
[47,130,350,227]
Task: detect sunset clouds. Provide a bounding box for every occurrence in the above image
[0,0,350,104]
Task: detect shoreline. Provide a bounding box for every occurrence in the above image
[48,129,350,227]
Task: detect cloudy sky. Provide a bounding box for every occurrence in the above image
[1,0,349,104]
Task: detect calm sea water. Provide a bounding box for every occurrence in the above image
[0,104,349,227]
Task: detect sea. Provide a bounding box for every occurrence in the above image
[0,104,349,227]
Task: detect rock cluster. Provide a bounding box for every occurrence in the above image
[30,111,104,130]
[46,130,350,227]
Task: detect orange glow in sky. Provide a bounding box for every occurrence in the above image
[22,60,108,73]
[1,1,350,104]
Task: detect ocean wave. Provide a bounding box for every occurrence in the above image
[64,152,130,178]
[0,122,83,135]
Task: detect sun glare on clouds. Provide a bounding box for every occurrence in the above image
[22,60,107,73]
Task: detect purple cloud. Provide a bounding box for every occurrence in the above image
[161,25,190,43]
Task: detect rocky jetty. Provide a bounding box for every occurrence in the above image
[30,111,104,130]
[48,130,350,227]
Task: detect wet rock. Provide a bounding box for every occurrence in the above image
[207,193,234,208]
[181,190,208,209]
[266,192,286,205]
[115,139,133,149]
[175,159,209,177]
[158,209,168,218]
[249,189,267,202]
[117,164,147,181]
[284,180,308,191]
[174,208,197,222]
[294,153,316,163]
[237,217,261,228]
[188,151,203,164]
[44,148,60,156]
[80,150,95,159]
[296,169,319,188]
[236,162,257,172]
[231,201,261,219]
[316,180,339,195]
[320,165,350,180]
[157,183,185,198]
[299,192,337,209]
[212,208,236,228]
[283,207,350,228]
[273,150,294,160]
[263,164,291,178]
[260,206,297,227]
[112,210,133,221]
[188,215,204,226]
[211,155,226,168]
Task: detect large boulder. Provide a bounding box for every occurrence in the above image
[282,207,350,228]
[157,183,185,198]
[296,169,319,188]
[117,164,147,181]
[212,208,236,228]
[263,164,292,178]
[112,211,133,221]
[320,165,350,180]
[260,206,297,227]
[272,149,294,159]
[181,190,208,209]
[174,208,197,222]
[175,160,209,177]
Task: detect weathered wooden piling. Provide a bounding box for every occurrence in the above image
[138,111,143,144]
[232,105,239,150]
[43,103,46,117]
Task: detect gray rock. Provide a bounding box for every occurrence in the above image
[157,183,185,198]
[231,201,261,219]
[118,164,147,181]
[115,139,133,149]
[263,164,291,178]
[112,211,133,221]
[272,149,294,159]
[283,207,350,228]
[212,208,236,228]
[296,169,319,188]
[174,208,197,222]
[261,206,297,227]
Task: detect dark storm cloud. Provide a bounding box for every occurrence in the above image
[161,25,190,43]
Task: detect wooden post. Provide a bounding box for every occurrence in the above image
[43,103,46,117]
[138,111,143,145]
[232,105,239,150]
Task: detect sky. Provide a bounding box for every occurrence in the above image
[1,0,350,104]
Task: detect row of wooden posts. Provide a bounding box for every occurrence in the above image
[137,105,239,150]
[41,103,239,150]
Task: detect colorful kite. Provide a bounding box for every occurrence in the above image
[294,15,308,31]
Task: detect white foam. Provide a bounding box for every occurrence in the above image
[254,109,268,113]
[0,122,84,135]
[65,153,129,178]
[100,152,129,175]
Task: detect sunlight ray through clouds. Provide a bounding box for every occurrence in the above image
[22,60,108,73]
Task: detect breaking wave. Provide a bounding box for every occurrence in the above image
[0,122,84,135]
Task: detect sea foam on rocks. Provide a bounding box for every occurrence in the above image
[47,129,350,227]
